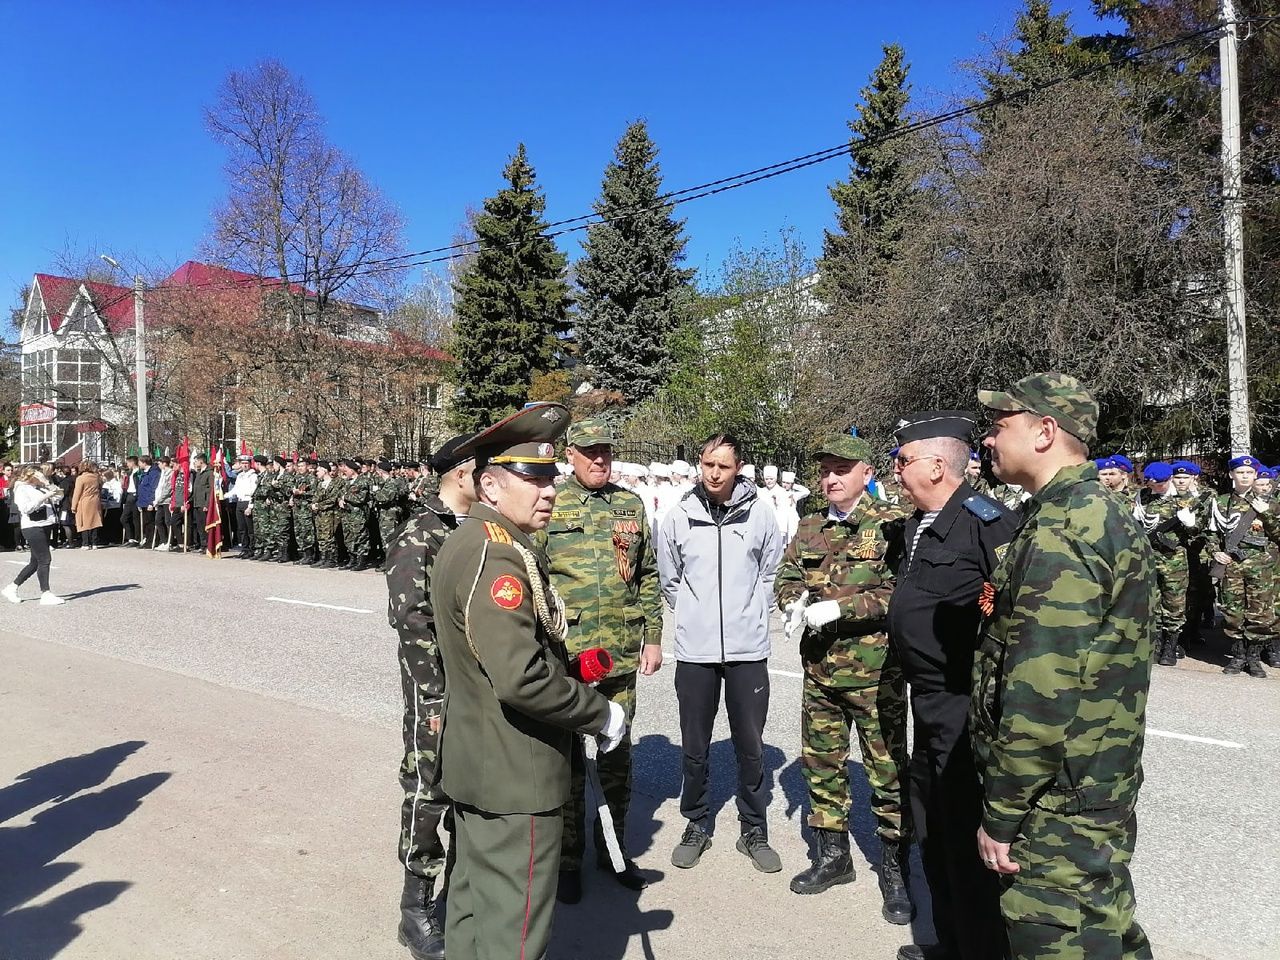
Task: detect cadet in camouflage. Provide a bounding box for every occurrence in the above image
[373,460,409,572]
[538,416,663,900]
[342,462,373,571]
[311,461,342,568]
[1209,455,1280,678]
[384,434,476,960]
[775,432,913,923]
[290,459,318,565]
[250,458,279,559]
[273,460,296,562]
[976,372,1156,960]
[1132,462,1203,666]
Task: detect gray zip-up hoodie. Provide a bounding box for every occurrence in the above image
[656,477,784,663]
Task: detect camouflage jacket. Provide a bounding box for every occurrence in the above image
[971,461,1157,844]
[386,495,461,700]
[373,476,408,515]
[313,477,342,513]
[289,473,315,510]
[344,473,372,512]
[1209,491,1280,555]
[537,476,663,672]
[251,470,276,509]
[775,494,908,688]
[1132,488,1202,558]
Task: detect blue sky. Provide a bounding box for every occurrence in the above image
[0,1,1116,303]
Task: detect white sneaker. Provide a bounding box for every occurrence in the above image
[155,543,170,552]
[2,583,20,604]
[39,592,66,605]
[80,545,90,550]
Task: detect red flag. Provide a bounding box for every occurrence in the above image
[239,438,250,458]
[174,436,192,507]
[206,448,224,558]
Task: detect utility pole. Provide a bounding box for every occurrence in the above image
[1220,0,1250,455]
[134,275,150,453]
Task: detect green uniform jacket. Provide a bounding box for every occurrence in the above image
[344,473,372,514]
[313,476,342,513]
[775,495,908,687]
[1132,488,1202,559]
[972,461,1158,844]
[537,477,663,673]
[431,502,611,815]
[290,473,315,511]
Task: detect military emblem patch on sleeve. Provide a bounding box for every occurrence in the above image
[491,575,524,609]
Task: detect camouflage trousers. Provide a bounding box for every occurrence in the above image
[1001,806,1151,960]
[275,510,294,558]
[562,672,636,870]
[398,634,451,887]
[342,510,370,563]
[252,505,276,556]
[1153,553,1189,636]
[1218,548,1277,659]
[293,508,316,551]
[801,667,908,842]
[315,511,339,562]
[377,512,403,564]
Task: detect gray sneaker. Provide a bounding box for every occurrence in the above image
[671,821,712,869]
[736,827,782,873]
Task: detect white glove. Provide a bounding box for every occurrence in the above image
[804,599,841,630]
[1251,498,1270,515]
[1176,507,1197,529]
[597,701,627,754]
[783,589,810,643]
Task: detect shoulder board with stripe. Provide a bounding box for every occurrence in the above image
[483,520,513,544]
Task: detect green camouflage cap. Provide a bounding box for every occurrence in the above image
[812,433,874,463]
[565,416,616,448]
[977,371,1098,443]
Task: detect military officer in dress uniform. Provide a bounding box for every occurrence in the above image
[539,416,662,902]
[885,412,1019,960]
[431,403,626,960]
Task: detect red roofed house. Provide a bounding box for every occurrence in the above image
[19,261,453,463]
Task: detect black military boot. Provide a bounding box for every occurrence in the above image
[397,872,445,960]
[878,839,914,925]
[1245,653,1268,679]
[1156,631,1177,667]
[789,828,854,895]
[1264,640,1280,669]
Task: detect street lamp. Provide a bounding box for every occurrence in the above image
[99,254,149,452]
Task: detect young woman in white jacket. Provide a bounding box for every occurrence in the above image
[3,466,67,604]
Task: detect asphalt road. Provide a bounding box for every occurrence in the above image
[0,544,1277,960]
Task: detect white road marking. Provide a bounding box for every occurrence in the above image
[265,596,372,614]
[768,668,804,679]
[1147,728,1243,749]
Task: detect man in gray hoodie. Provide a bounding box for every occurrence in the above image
[656,433,785,874]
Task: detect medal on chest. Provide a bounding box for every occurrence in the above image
[612,518,640,580]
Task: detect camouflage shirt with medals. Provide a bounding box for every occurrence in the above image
[537,475,663,675]
[775,493,909,689]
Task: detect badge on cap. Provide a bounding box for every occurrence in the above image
[538,442,554,457]
[490,575,523,609]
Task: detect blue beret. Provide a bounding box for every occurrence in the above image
[1111,455,1134,473]
[889,446,901,459]
[1257,467,1277,480]
[1094,457,1112,470]
[1170,460,1201,477]
[970,450,980,461]
[1143,462,1173,482]
[1228,455,1260,470]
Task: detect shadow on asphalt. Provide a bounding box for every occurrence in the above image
[0,741,170,959]
[61,583,143,601]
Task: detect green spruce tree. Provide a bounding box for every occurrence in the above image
[449,144,570,432]
[816,43,913,312]
[576,120,695,404]
[981,0,1113,99]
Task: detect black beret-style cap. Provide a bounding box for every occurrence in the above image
[892,411,978,446]
[430,432,479,474]
[252,454,269,465]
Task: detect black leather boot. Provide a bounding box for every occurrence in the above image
[879,839,914,925]
[1264,640,1280,669]
[1156,631,1177,667]
[789,828,854,895]
[1245,654,1268,679]
[397,873,445,960]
